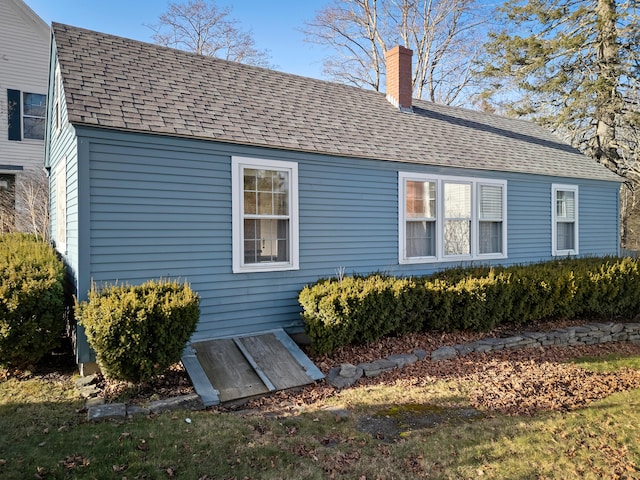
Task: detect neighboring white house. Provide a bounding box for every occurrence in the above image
[0,0,49,234]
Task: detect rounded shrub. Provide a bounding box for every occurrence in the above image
[77,279,200,382]
[0,233,66,367]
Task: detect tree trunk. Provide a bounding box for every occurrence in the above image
[590,0,622,174]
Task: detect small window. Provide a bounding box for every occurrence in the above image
[552,184,578,255]
[23,93,46,140]
[232,157,299,273]
[6,90,46,141]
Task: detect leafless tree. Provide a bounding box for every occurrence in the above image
[0,169,49,240]
[17,169,49,240]
[147,0,273,67]
[303,0,488,105]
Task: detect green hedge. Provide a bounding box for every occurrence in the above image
[77,279,200,382]
[0,233,66,366]
[299,257,640,354]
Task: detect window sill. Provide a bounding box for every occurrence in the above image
[400,253,507,264]
[233,263,299,274]
[553,250,578,257]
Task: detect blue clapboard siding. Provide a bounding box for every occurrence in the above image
[70,126,620,343]
[45,45,92,362]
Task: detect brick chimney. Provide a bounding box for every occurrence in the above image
[385,45,413,112]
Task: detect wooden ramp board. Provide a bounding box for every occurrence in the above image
[183,329,324,406]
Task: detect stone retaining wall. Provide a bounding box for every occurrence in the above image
[327,322,640,388]
[86,322,640,419]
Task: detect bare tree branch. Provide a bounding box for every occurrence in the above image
[303,0,488,106]
[147,0,273,68]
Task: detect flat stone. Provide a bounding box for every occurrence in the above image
[612,332,628,341]
[598,335,613,343]
[127,405,151,417]
[478,338,505,346]
[339,363,358,377]
[472,343,493,353]
[522,332,548,340]
[454,344,474,356]
[361,359,396,377]
[592,322,615,332]
[413,349,427,360]
[321,406,350,421]
[85,397,105,408]
[75,373,99,388]
[327,366,363,388]
[571,326,592,334]
[501,336,524,344]
[148,394,204,413]
[552,332,569,344]
[507,339,537,348]
[78,385,101,399]
[611,324,624,334]
[88,403,126,422]
[431,346,458,361]
[386,353,418,369]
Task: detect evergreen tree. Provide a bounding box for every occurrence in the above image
[476,0,639,176]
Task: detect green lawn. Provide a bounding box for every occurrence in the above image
[2,356,640,479]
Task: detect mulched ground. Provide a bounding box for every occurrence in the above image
[10,318,640,417]
[240,319,640,416]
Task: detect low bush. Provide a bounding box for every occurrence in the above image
[299,257,640,354]
[77,279,200,382]
[0,233,66,366]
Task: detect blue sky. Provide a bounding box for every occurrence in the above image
[26,0,329,79]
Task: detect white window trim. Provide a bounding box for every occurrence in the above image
[54,64,62,134]
[552,183,579,256]
[232,156,299,273]
[399,172,507,264]
[21,91,46,141]
[54,158,67,254]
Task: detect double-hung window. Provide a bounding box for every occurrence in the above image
[552,184,578,256]
[7,90,46,141]
[232,157,299,273]
[399,173,506,263]
[405,180,437,257]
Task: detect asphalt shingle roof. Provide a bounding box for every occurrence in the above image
[52,22,621,182]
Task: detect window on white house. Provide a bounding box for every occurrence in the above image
[22,93,46,140]
[399,173,507,263]
[7,90,47,141]
[552,184,578,255]
[232,157,299,273]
